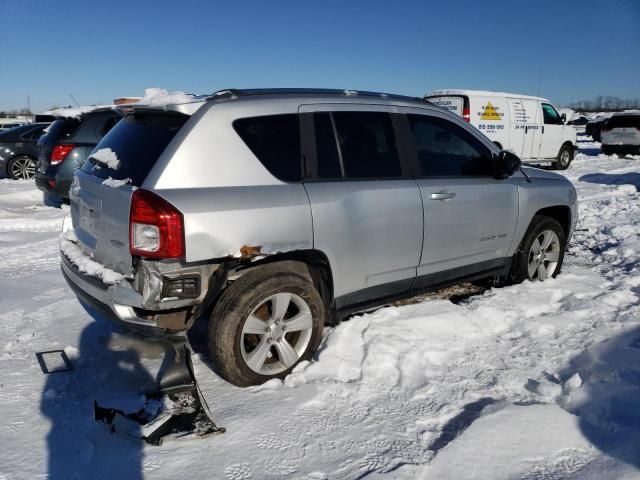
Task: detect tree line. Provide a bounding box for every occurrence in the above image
[566,96,640,112]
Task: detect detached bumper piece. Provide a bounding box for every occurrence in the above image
[94,341,225,445]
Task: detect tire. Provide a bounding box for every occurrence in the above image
[208,266,325,387]
[7,155,37,180]
[552,144,573,170]
[510,215,566,283]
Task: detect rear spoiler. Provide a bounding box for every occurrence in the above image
[115,100,205,117]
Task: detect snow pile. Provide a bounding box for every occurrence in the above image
[59,230,124,285]
[43,105,113,118]
[89,148,120,170]
[343,89,358,96]
[137,87,195,106]
[101,177,131,188]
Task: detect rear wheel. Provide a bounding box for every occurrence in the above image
[511,215,566,283]
[208,267,325,387]
[7,155,36,180]
[552,145,573,170]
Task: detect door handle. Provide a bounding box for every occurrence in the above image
[430,191,456,201]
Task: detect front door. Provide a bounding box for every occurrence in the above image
[402,110,519,285]
[538,103,566,159]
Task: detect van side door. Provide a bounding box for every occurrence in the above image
[538,103,565,159]
[299,104,423,309]
[402,108,519,285]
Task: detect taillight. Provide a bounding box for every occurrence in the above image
[51,144,75,165]
[129,189,184,259]
[462,107,470,122]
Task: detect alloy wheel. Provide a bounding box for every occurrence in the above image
[527,230,561,280]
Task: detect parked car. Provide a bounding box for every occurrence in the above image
[0,123,49,179]
[35,108,122,201]
[425,90,578,170]
[585,116,609,142]
[60,88,578,387]
[600,113,640,156]
[0,122,30,131]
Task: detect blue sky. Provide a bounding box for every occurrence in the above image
[2,0,639,112]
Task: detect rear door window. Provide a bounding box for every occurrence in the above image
[80,111,188,186]
[332,111,401,178]
[234,114,301,182]
[408,114,493,177]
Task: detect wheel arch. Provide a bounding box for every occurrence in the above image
[534,205,571,238]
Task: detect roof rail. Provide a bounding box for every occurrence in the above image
[205,88,432,104]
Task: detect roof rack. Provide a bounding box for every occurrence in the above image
[205,88,432,104]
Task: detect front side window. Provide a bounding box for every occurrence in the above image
[408,114,492,177]
[542,104,562,125]
[234,114,301,182]
[332,111,401,178]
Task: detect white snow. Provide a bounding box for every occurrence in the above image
[43,105,113,118]
[101,177,131,188]
[137,87,195,106]
[343,89,358,96]
[1,134,640,479]
[89,147,120,170]
[59,230,124,285]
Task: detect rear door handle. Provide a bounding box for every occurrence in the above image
[430,191,456,201]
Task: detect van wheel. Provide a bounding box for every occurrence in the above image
[208,267,325,387]
[552,145,573,170]
[510,215,566,283]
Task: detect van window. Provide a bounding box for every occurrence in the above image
[313,112,343,178]
[541,104,563,125]
[407,114,493,177]
[332,111,401,178]
[234,114,301,182]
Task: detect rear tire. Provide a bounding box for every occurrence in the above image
[208,266,325,387]
[510,215,566,283]
[7,155,37,180]
[552,144,573,170]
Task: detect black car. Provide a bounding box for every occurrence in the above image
[0,123,49,179]
[585,117,609,142]
[36,108,122,200]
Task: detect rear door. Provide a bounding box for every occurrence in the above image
[70,111,188,275]
[403,108,518,284]
[300,104,423,307]
[520,99,541,159]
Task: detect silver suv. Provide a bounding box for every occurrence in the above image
[60,88,578,387]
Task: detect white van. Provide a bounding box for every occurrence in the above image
[425,90,577,169]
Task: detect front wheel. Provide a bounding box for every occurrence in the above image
[552,145,573,170]
[208,267,325,387]
[511,216,566,283]
[8,155,37,180]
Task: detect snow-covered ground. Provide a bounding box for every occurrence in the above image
[1,135,640,479]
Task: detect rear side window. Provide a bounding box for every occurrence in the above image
[333,111,401,178]
[408,114,493,177]
[606,115,640,129]
[234,114,301,182]
[81,112,187,186]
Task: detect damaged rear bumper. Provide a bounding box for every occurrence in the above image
[61,253,217,335]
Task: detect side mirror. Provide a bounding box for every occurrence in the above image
[561,113,567,124]
[494,150,522,179]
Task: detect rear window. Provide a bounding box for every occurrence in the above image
[40,118,80,144]
[606,115,640,129]
[80,112,188,186]
[233,114,301,182]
